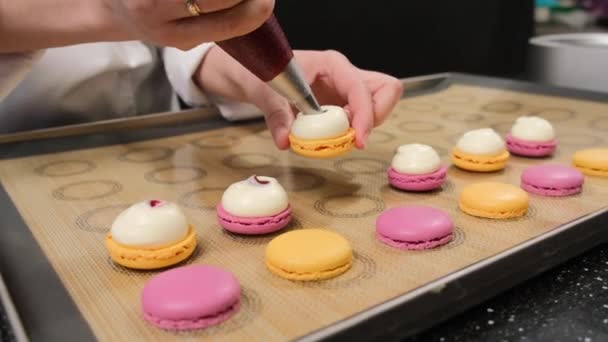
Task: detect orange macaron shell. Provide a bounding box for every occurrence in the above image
[105,227,197,270]
[289,128,355,159]
[451,147,510,172]
[459,182,529,219]
[572,148,608,177]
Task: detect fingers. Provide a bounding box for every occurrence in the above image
[246,79,293,149]
[195,45,292,149]
[196,0,245,14]
[262,104,293,150]
[323,51,374,149]
[168,0,274,49]
[165,0,246,20]
[361,71,403,126]
[347,81,374,149]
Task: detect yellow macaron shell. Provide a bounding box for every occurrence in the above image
[105,227,197,270]
[289,128,355,159]
[451,147,510,172]
[459,182,529,219]
[573,148,608,177]
[265,229,353,281]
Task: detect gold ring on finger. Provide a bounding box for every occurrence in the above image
[185,0,202,16]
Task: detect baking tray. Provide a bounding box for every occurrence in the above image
[0,73,607,341]
[0,274,28,342]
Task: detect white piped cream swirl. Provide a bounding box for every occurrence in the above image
[221,175,289,217]
[290,105,349,140]
[391,144,441,174]
[456,128,505,155]
[511,116,555,142]
[110,200,188,249]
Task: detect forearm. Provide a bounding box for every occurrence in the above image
[0,0,124,52]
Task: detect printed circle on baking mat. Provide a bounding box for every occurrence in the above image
[589,117,608,132]
[334,158,389,175]
[35,160,96,177]
[438,94,475,104]
[314,194,385,218]
[490,122,514,134]
[298,252,376,289]
[175,288,262,336]
[268,170,326,192]
[221,218,302,245]
[430,145,449,157]
[191,134,240,149]
[53,180,122,200]
[440,112,485,123]
[446,131,467,145]
[255,129,273,139]
[178,187,225,210]
[481,101,522,113]
[531,108,575,122]
[75,204,130,233]
[118,147,173,163]
[399,102,438,112]
[398,121,442,133]
[558,134,604,147]
[223,153,277,169]
[144,166,206,184]
[368,130,396,144]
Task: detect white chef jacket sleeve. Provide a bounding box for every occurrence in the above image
[0,50,44,101]
[162,44,264,122]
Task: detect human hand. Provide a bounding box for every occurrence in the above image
[102,0,274,49]
[0,0,274,52]
[196,48,403,149]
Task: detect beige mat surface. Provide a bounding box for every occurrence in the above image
[1,84,607,341]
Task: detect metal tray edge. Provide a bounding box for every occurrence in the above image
[0,273,28,342]
[299,208,608,341]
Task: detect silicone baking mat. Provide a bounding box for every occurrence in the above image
[1,75,608,341]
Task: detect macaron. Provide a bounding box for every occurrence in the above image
[459,182,529,219]
[288,105,355,159]
[105,200,197,270]
[451,128,510,172]
[141,265,240,330]
[376,205,453,250]
[521,164,584,197]
[217,175,292,235]
[265,229,352,281]
[387,144,448,191]
[506,116,557,157]
[573,148,608,177]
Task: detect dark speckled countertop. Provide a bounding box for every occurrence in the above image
[406,244,608,341]
[0,305,15,342]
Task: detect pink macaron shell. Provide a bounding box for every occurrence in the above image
[506,134,557,157]
[376,205,454,250]
[387,164,447,191]
[376,231,453,250]
[216,204,292,235]
[521,164,584,197]
[141,265,241,330]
